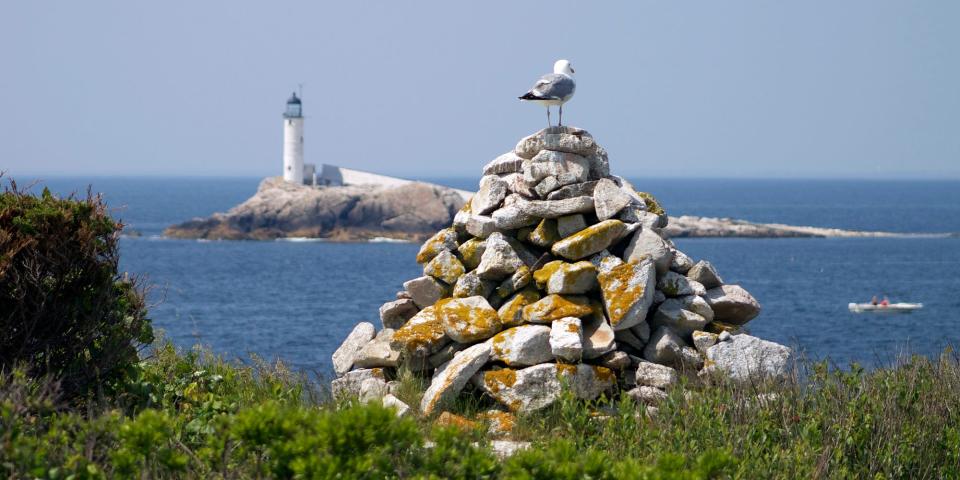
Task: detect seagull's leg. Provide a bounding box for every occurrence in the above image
[559,105,563,126]
[546,107,552,127]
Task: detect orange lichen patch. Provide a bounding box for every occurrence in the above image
[491,328,517,358]
[550,220,626,260]
[391,307,448,355]
[497,287,541,327]
[591,365,615,384]
[533,260,564,289]
[436,411,479,430]
[457,237,485,271]
[436,297,502,343]
[527,218,561,248]
[522,295,593,323]
[416,227,458,264]
[597,263,645,327]
[483,368,517,394]
[478,411,516,435]
[565,321,581,333]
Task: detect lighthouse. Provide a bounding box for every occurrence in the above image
[282,92,305,184]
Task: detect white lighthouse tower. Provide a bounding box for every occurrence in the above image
[282,92,305,184]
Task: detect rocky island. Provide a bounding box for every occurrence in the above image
[165,171,930,241]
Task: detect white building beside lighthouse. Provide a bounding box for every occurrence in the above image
[282,92,307,184]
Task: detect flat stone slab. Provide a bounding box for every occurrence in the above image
[474,363,616,412]
[332,322,375,376]
[421,341,493,415]
[490,324,553,367]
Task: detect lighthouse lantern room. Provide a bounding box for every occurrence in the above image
[282,92,305,184]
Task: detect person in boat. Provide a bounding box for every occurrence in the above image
[880,296,890,306]
[871,296,879,306]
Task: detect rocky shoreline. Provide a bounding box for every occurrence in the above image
[164,176,939,241]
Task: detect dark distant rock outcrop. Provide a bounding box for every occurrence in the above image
[164,177,466,241]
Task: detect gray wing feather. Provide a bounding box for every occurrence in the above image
[530,74,575,100]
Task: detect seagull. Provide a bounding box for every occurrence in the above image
[519,59,576,127]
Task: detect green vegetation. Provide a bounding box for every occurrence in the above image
[1,179,152,402]
[4,182,960,478]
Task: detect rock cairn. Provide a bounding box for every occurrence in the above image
[332,126,793,418]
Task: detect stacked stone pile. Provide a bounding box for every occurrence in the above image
[332,126,794,418]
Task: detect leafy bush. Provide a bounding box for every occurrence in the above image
[0,179,152,401]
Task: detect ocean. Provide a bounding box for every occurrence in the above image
[23,176,960,376]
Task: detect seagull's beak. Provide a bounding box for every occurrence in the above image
[571,67,575,74]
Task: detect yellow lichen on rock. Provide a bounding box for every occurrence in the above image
[416,227,459,264]
[457,237,485,271]
[551,220,626,260]
[527,218,561,248]
[483,368,518,394]
[596,260,654,329]
[390,306,448,357]
[522,294,593,323]
[436,411,479,430]
[533,260,564,289]
[423,250,465,285]
[497,287,541,327]
[436,296,503,343]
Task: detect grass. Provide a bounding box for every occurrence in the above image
[4,341,960,479]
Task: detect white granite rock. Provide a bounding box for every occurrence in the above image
[332,322,375,376]
[522,150,590,184]
[650,301,708,336]
[706,334,793,382]
[550,317,583,362]
[379,299,418,329]
[593,178,633,221]
[490,440,531,459]
[416,228,459,264]
[670,250,696,274]
[704,285,761,325]
[643,326,688,367]
[582,314,616,359]
[547,181,598,201]
[403,276,450,308]
[465,214,498,238]
[483,152,524,175]
[452,271,496,298]
[472,175,509,215]
[514,196,596,219]
[331,368,387,398]
[614,327,646,351]
[474,363,615,412]
[421,341,493,415]
[353,328,401,368]
[687,260,723,289]
[492,204,539,230]
[490,324,553,367]
[546,261,598,295]
[623,228,674,275]
[600,350,631,370]
[381,393,411,417]
[557,214,588,237]
[476,232,524,280]
[635,361,678,389]
[534,176,560,197]
[359,377,389,403]
[627,386,669,405]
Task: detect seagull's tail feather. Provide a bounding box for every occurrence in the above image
[519,92,543,101]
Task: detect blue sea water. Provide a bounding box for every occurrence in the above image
[23,176,960,375]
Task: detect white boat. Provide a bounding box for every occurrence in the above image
[848,302,923,313]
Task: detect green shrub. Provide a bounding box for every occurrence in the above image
[0,179,152,401]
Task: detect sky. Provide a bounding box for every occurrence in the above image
[1,1,958,179]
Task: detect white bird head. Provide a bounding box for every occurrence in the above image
[554,59,574,76]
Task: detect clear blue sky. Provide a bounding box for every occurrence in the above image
[2,1,958,179]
